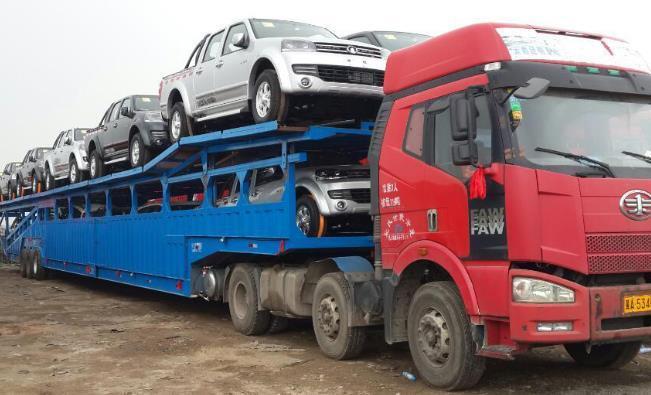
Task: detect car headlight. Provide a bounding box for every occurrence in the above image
[512,277,575,303]
[144,112,163,123]
[281,39,316,52]
[315,168,346,180]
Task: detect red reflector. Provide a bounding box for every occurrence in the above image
[176,280,183,290]
[85,266,91,273]
[279,239,285,253]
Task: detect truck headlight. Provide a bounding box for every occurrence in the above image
[144,112,163,123]
[281,39,316,52]
[512,277,575,303]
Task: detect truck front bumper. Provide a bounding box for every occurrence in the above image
[509,269,651,344]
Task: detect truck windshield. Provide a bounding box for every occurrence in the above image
[374,32,429,51]
[134,96,159,111]
[250,19,336,39]
[506,89,651,178]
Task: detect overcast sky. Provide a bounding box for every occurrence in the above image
[1,0,650,163]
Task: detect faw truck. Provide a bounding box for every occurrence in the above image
[2,23,651,390]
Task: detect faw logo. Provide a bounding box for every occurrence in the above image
[470,208,505,236]
[620,190,651,221]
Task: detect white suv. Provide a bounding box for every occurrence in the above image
[160,18,387,140]
[43,128,90,190]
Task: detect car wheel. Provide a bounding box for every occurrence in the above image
[169,102,190,143]
[228,263,271,335]
[31,172,38,193]
[564,341,641,369]
[296,195,325,237]
[252,69,287,124]
[89,150,105,179]
[312,272,366,360]
[69,159,80,184]
[45,167,55,191]
[129,134,151,168]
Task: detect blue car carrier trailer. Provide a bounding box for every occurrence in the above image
[0,120,380,359]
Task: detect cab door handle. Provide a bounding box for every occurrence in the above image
[196,69,203,75]
[216,61,224,68]
[427,209,438,232]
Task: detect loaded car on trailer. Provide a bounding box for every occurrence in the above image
[0,162,22,200]
[159,18,387,139]
[43,128,90,190]
[15,147,50,196]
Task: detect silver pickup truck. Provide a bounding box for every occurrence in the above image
[160,18,387,141]
[43,128,90,190]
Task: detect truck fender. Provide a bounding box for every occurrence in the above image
[392,239,480,316]
[164,83,193,120]
[87,136,104,160]
[248,52,292,96]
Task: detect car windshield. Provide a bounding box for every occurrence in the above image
[506,89,651,178]
[373,31,429,51]
[74,129,89,141]
[134,96,159,111]
[250,19,336,39]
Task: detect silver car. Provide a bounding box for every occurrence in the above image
[0,162,22,200]
[160,18,387,141]
[43,128,90,190]
[15,147,50,196]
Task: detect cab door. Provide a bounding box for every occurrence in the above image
[113,97,134,158]
[212,23,251,110]
[52,131,67,177]
[101,101,123,160]
[193,31,224,114]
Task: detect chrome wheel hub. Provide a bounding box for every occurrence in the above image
[317,295,340,340]
[90,156,96,178]
[296,205,311,235]
[171,111,182,140]
[418,309,451,366]
[45,173,50,190]
[255,82,272,118]
[70,163,77,182]
[131,140,140,165]
[32,177,36,191]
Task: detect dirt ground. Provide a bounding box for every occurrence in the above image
[1,264,650,394]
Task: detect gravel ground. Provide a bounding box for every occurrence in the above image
[1,264,650,394]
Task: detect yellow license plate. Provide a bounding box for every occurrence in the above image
[623,294,651,314]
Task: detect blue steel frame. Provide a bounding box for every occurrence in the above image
[0,121,374,296]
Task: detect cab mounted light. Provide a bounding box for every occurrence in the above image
[484,62,502,71]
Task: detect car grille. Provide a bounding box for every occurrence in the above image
[328,189,371,204]
[292,65,384,87]
[314,43,383,58]
[150,130,168,140]
[586,233,651,274]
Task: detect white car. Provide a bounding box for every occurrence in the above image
[160,18,387,141]
[43,128,90,190]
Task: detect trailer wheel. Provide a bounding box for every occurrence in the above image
[252,69,287,124]
[89,150,105,179]
[312,272,366,360]
[169,102,190,143]
[20,249,28,278]
[296,195,325,237]
[407,281,485,390]
[564,341,641,369]
[129,134,151,168]
[228,264,270,335]
[45,166,55,190]
[268,315,290,334]
[24,249,34,279]
[32,250,47,281]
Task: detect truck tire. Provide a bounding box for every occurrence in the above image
[45,166,55,190]
[69,159,81,184]
[228,264,271,335]
[129,134,151,168]
[89,150,105,179]
[32,250,47,281]
[20,249,28,278]
[169,102,190,143]
[252,69,287,124]
[296,195,325,237]
[407,281,485,390]
[312,272,366,360]
[564,341,641,369]
[31,172,39,193]
[24,249,34,279]
[268,315,290,334]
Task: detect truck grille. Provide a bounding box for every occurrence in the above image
[150,130,168,140]
[314,43,383,58]
[586,233,651,274]
[328,189,371,204]
[293,65,384,87]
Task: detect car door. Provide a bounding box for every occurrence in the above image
[212,23,252,109]
[101,101,123,159]
[193,31,224,113]
[113,97,133,158]
[52,131,67,177]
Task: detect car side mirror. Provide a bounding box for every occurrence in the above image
[120,107,133,117]
[513,77,550,100]
[450,93,479,166]
[232,32,248,49]
[65,137,73,145]
[29,156,36,162]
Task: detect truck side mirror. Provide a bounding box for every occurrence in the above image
[513,77,550,100]
[232,32,248,49]
[120,107,133,117]
[450,94,479,166]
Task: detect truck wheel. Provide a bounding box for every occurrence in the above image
[129,134,151,168]
[45,166,55,190]
[69,159,81,184]
[296,195,325,237]
[407,281,485,390]
[20,249,28,278]
[32,250,47,281]
[31,172,38,193]
[312,272,366,360]
[169,102,190,143]
[268,315,290,334]
[564,341,641,369]
[228,264,270,335]
[252,69,287,124]
[89,150,105,179]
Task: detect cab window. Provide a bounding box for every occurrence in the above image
[223,24,248,55]
[109,102,121,122]
[203,31,224,62]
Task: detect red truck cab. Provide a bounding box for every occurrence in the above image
[371,23,651,389]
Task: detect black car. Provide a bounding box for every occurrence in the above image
[85,95,169,179]
[344,31,429,51]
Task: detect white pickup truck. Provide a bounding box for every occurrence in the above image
[159,18,387,141]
